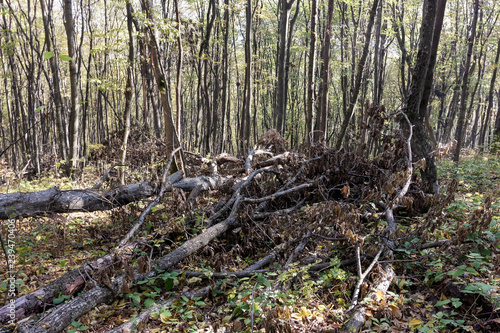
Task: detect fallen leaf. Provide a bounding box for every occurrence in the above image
[389,304,402,319]
[409,319,423,328]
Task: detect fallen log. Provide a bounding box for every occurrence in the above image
[17,212,239,333]
[16,169,273,332]
[0,238,147,326]
[0,171,183,220]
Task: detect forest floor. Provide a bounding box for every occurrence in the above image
[0,145,499,332]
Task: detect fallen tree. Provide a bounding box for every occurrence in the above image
[14,168,309,332]
[0,170,228,220]
[2,129,496,332]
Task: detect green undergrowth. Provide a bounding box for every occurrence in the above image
[396,155,500,333]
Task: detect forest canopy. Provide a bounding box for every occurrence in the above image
[0,0,499,174]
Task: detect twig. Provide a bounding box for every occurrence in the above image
[173,254,362,280]
[251,280,259,333]
[118,148,181,247]
[105,287,211,333]
[285,231,312,267]
[391,109,413,208]
[347,245,384,312]
[243,183,314,204]
[208,168,280,226]
[254,156,321,213]
[92,163,125,190]
[310,234,346,242]
[251,199,305,219]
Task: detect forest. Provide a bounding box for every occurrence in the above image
[0,0,499,331]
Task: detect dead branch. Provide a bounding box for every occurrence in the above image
[92,163,124,190]
[208,168,280,226]
[245,149,273,174]
[105,286,211,333]
[254,156,321,213]
[216,153,243,165]
[344,265,396,332]
[251,198,305,219]
[18,188,245,332]
[0,237,148,325]
[347,244,384,312]
[229,152,290,174]
[118,147,180,247]
[285,231,312,267]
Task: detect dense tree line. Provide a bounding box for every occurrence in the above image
[1,0,499,183]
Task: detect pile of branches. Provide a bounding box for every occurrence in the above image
[0,128,495,332]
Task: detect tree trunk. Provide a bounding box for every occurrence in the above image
[315,0,335,143]
[141,0,180,168]
[64,0,80,176]
[0,172,190,220]
[119,2,135,184]
[274,0,295,135]
[479,38,500,151]
[492,91,500,153]
[372,0,386,106]
[220,0,231,153]
[419,0,447,149]
[174,0,183,143]
[403,0,446,194]
[453,0,479,162]
[335,0,380,149]
[305,0,317,146]
[239,0,252,154]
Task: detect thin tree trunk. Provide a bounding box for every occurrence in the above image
[174,0,183,144]
[119,1,135,184]
[453,0,479,162]
[239,0,252,154]
[492,91,500,153]
[274,0,295,135]
[315,0,335,143]
[64,0,80,176]
[141,0,180,169]
[305,0,317,146]
[479,38,500,151]
[220,0,230,153]
[336,0,380,149]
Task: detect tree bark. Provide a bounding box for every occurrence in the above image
[63,0,80,176]
[239,0,252,154]
[419,0,447,149]
[479,38,500,151]
[220,0,231,153]
[453,0,479,162]
[141,0,179,164]
[274,0,295,135]
[402,0,445,194]
[119,1,135,184]
[0,171,184,220]
[336,0,380,149]
[492,91,500,153]
[305,0,317,146]
[174,0,183,143]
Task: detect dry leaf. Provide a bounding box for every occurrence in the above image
[409,319,423,328]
